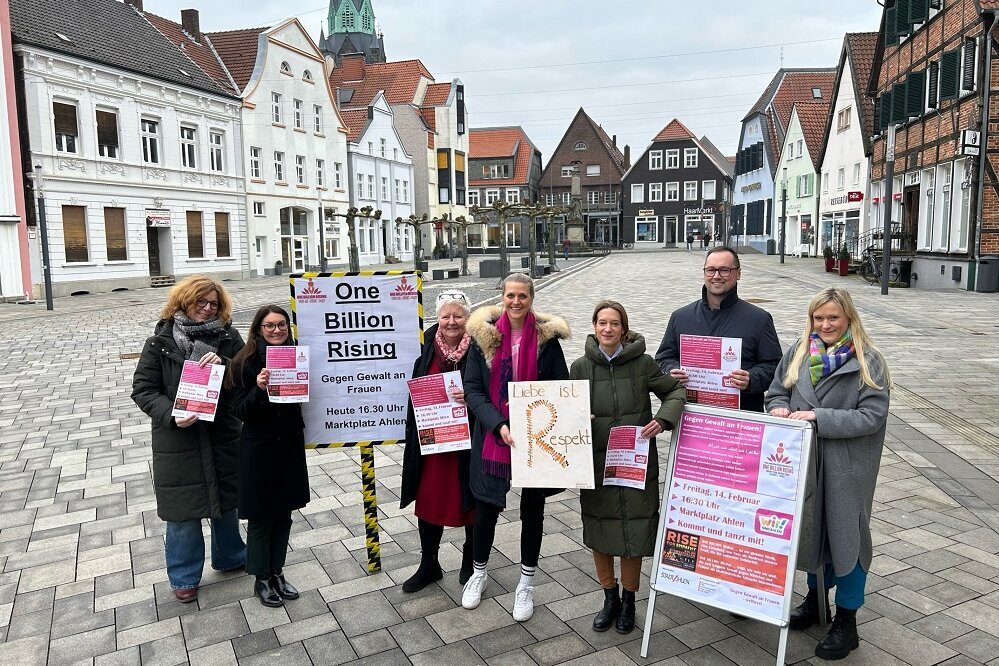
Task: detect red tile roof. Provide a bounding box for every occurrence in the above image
[770,71,837,137]
[539,108,628,188]
[419,106,436,133]
[982,1,999,9]
[340,108,369,143]
[208,27,266,90]
[422,82,452,106]
[654,119,696,142]
[469,126,539,187]
[794,101,832,170]
[143,12,238,94]
[846,32,879,148]
[329,58,433,107]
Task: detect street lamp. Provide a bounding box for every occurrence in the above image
[779,167,787,265]
[27,164,54,310]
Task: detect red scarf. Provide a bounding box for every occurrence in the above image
[482,311,538,479]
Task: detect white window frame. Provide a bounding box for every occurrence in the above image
[666,182,679,201]
[314,105,323,134]
[505,188,520,204]
[649,150,663,170]
[683,148,698,168]
[271,92,282,124]
[648,182,663,202]
[702,180,716,200]
[796,139,804,158]
[209,131,224,173]
[382,176,389,200]
[587,190,601,205]
[274,151,285,182]
[485,189,500,205]
[561,166,573,177]
[635,216,658,243]
[180,125,197,169]
[334,162,343,188]
[684,181,697,201]
[837,106,852,132]
[249,146,261,178]
[95,108,119,159]
[316,159,325,187]
[630,183,644,203]
[356,173,365,199]
[366,174,374,199]
[141,117,160,164]
[586,164,600,176]
[293,99,303,129]
[666,149,679,169]
[252,201,265,216]
[852,162,861,186]
[467,189,479,207]
[53,100,79,154]
[837,167,846,191]
[295,155,306,185]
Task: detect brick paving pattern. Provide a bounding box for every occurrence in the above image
[0,249,996,665]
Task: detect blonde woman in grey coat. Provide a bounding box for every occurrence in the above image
[766,287,889,662]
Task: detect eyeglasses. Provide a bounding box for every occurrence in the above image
[261,321,289,332]
[703,267,738,277]
[436,291,468,304]
[196,298,220,310]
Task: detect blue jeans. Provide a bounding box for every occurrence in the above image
[164,509,245,589]
[807,561,867,610]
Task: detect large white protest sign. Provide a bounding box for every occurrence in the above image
[292,272,422,446]
[508,380,594,489]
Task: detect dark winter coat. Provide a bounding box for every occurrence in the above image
[654,285,782,412]
[464,305,570,509]
[570,332,686,558]
[399,323,474,512]
[765,345,890,577]
[230,344,310,521]
[131,319,244,523]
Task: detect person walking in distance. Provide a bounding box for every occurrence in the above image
[654,246,781,413]
[562,237,571,260]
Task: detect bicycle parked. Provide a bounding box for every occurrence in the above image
[858,245,900,285]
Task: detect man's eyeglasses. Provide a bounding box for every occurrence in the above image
[437,291,468,304]
[703,267,737,277]
[261,322,289,332]
[196,298,220,310]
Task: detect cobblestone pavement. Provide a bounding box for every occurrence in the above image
[0,249,997,665]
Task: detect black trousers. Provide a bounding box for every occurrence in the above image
[473,488,547,567]
[246,512,293,577]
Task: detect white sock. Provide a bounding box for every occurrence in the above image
[519,564,536,588]
[472,560,487,575]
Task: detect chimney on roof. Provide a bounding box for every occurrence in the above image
[612,134,617,147]
[181,9,200,42]
[340,53,366,82]
[624,145,631,169]
[124,0,143,11]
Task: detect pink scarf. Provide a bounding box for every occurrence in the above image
[433,327,471,371]
[482,311,539,479]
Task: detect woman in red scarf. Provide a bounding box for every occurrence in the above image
[399,290,476,592]
[461,274,570,622]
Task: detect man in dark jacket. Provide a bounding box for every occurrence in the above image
[654,246,781,412]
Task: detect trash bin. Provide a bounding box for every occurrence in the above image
[274,260,283,276]
[976,256,999,293]
[766,239,777,255]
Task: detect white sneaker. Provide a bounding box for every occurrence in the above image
[462,570,488,609]
[513,583,535,621]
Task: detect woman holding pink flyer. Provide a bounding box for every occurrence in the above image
[766,287,890,661]
[570,300,686,634]
[400,290,477,593]
[228,305,310,608]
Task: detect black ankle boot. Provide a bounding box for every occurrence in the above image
[815,606,859,660]
[402,557,443,593]
[592,585,621,632]
[616,589,636,634]
[255,577,284,607]
[459,542,473,585]
[789,587,829,630]
[270,570,299,600]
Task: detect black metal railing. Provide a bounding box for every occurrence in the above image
[847,223,915,263]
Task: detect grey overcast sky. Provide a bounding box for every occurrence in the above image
[142,0,884,160]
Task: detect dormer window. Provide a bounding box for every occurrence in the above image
[574,141,587,151]
[280,61,292,76]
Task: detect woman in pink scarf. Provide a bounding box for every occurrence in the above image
[460,274,570,622]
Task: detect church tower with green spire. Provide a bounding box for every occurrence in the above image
[320,0,386,65]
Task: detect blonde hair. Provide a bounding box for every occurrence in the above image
[160,275,233,324]
[783,287,890,390]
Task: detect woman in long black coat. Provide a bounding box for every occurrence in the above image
[229,305,310,608]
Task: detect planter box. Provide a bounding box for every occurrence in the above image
[478,260,510,279]
[838,259,849,276]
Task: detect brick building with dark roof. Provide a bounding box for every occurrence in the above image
[868,0,999,291]
[731,68,836,251]
[621,119,734,247]
[538,108,630,246]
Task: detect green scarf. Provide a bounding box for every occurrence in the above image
[807,330,854,386]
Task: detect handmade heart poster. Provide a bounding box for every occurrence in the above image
[508,379,595,489]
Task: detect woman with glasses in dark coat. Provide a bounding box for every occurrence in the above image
[229,305,310,608]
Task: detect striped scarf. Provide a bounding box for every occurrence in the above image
[808,331,854,386]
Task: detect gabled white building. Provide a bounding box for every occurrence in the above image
[211,19,350,275]
[11,0,246,296]
[817,33,878,255]
[773,101,830,257]
[341,91,414,265]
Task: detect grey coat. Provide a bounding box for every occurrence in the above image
[765,345,890,577]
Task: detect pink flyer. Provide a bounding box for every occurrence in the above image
[680,334,742,409]
[406,371,471,454]
[172,360,225,422]
[603,426,650,490]
[266,346,310,403]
